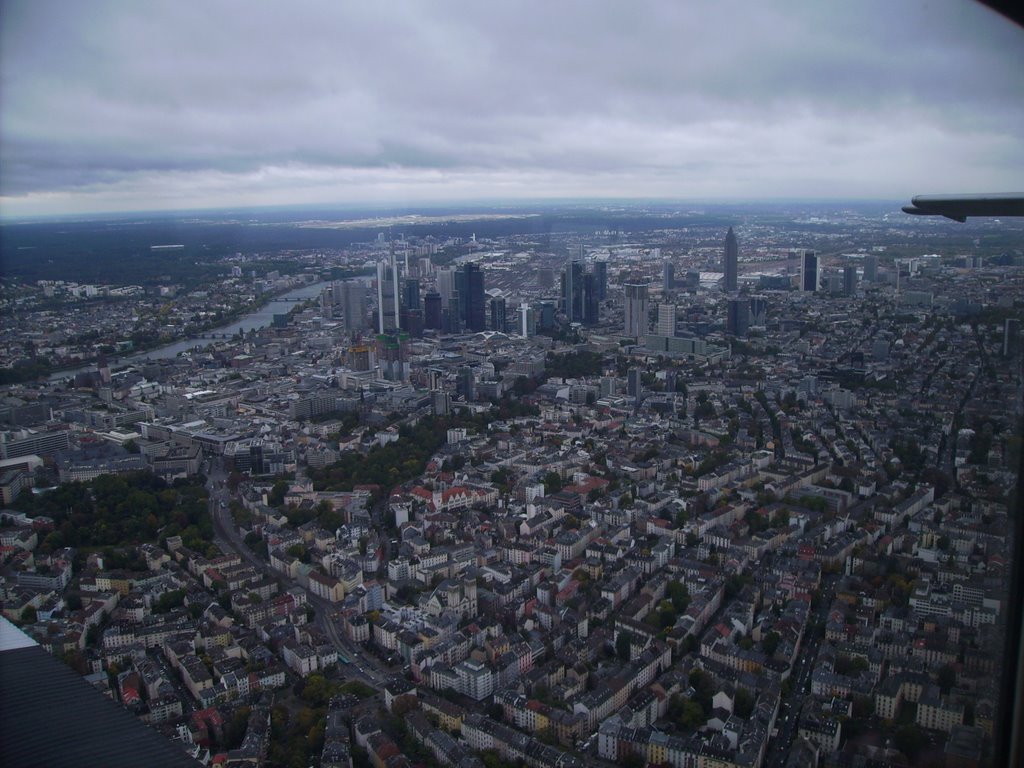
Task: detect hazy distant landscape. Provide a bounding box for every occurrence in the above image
[2,201,1017,286]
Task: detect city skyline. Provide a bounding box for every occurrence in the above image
[2,1,1023,218]
[1,203,1021,766]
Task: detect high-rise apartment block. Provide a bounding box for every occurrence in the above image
[749,295,767,327]
[727,298,750,337]
[657,303,676,337]
[562,260,583,322]
[457,262,486,332]
[624,283,649,337]
[863,254,878,283]
[423,292,442,330]
[403,278,420,311]
[800,251,819,292]
[335,280,367,332]
[518,303,535,337]
[594,260,608,300]
[490,297,507,333]
[843,266,858,297]
[562,259,601,325]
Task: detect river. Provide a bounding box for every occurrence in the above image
[50,280,329,380]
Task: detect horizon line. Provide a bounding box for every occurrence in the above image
[0,195,912,225]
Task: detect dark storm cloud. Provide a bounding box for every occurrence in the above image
[2,0,1022,215]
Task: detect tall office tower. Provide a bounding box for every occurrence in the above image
[843,266,858,297]
[431,390,451,416]
[459,262,486,332]
[340,280,367,332]
[518,303,535,337]
[582,273,600,325]
[436,267,456,302]
[749,295,767,327]
[663,262,675,292]
[376,261,386,333]
[427,368,443,391]
[457,366,476,401]
[390,243,400,330]
[800,251,820,292]
[538,302,556,330]
[724,227,739,292]
[1004,318,1021,357]
[627,367,643,402]
[346,343,370,371]
[828,273,845,295]
[403,278,420,311]
[490,296,507,333]
[685,270,701,291]
[594,260,608,300]
[863,254,878,283]
[376,261,401,333]
[727,298,750,337]
[375,332,409,382]
[562,260,584,322]
[657,303,676,337]
[319,287,334,318]
[446,296,462,334]
[400,308,423,337]
[623,283,649,337]
[423,292,443,330]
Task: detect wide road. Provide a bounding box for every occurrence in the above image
[763,573,838,766]
[204,461,387,687]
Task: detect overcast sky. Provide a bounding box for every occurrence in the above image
[2,1,1022,218]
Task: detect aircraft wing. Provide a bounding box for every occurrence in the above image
[903,193,1024,222]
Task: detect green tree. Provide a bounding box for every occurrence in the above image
[616,631,633,661]
[268,480,289,507]
[225,706,252,749]
[666,580,690,612]
[153,589,186,614]
[301,674,335,707]
[657,601,677,629]
[734,688,755,718]
[895,725,926,760]
[678,698,705,730]
[937,664,957,694]
[490,468,511,490]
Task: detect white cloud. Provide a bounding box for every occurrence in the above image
[2,0,1022,217]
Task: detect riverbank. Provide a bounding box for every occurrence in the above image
[45,280,329,381]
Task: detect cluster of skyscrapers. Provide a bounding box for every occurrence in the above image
[560,258,607,326]
[323,228,837,362]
